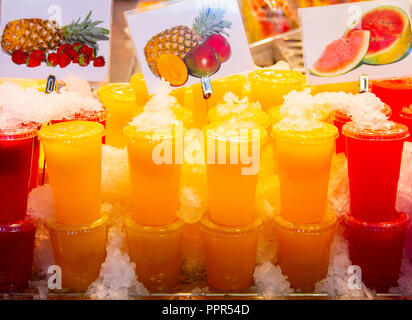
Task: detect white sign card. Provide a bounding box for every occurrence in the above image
[125,0,254,94]
[300,0,412,85]
[0,0,112,82]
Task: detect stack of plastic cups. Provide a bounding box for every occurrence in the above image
[342,121,410,292]
[271,122,339,292]
[333,105,392,155]
[39,121,108,291]
[123,124,185,292]
[0,122,38,292]
[201,121,266,291]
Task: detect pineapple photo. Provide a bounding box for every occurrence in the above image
[144,7,232,77]
[1,11,109,55]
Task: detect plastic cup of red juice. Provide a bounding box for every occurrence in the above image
[371,78,412,121]
[0,218,36,292]
[342,121,409,222]
[345,212,409,292]
[399,106,412,142]
[333,105,392,154]
[0,122,37,223]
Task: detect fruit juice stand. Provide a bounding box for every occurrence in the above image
[0,0,412,303]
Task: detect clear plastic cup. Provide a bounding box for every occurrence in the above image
[200,214,262,291]
[272,122,338,224]
[124,125,183,226]
[46,215,108,291]
[39,121,105,226]
[0,218,36,292]
[274,209,337,292]
[343,122,409,222]
[345,212,409,292]
[125,217,185,292]
[0,122,37,223]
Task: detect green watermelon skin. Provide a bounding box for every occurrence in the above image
[310,30,370,77]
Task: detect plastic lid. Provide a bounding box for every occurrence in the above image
[342,121,410,141]
[400,105,412,119]
[208,106,271,129]
[274,208,337,233]
[51,108,107,124]
[200,213,262,237]
[0,217,36,233]
[39,120,105,144]
[45,214,108,234]
[123,124,183,141]
[345,212,409,232]
[372,78,412,90]
[0,121,38,141]
[98,83,136,102]
[125,217,185,235]
[204,120,268,145]
[271,121,338,144]
[248,69,305,85]
[334,104,392,123]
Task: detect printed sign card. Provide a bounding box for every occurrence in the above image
[300,0,412,85]
[125,0,254,94]
[0,0,112,82]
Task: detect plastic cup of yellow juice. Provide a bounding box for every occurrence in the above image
[97,83,141,148]
[248,70,306,111]
[129,73,150,107]
[274,209,336,292]
[124,125,183,226]
[39,121,105,226]
[46,214,108,291]
[201,214,262,291]
[203,121,267,226]
[272,121,338,224]
[125,217,185,292]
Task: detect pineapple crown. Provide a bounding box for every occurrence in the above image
[63,11,109,53]
[193,7,232,39]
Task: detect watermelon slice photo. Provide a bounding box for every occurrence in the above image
[310,30,370,77]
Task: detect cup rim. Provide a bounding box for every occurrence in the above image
[39,120,105,143]
[125,217,185,235]
[45,214,109,234]
[0,121,38,141]
[274,209,337,233]
[199,213,263,237]
[0,217,36,233]
[345,212,409,232]
[342,121,410,141]
[271,122,338,144]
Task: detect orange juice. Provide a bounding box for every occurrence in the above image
[268,105,283,126]
[272,121,338,224]
[97,83,141,148]
[248,70,305,111]
[39,121,105,226]
[204,121,267,226]
[201,214,262,291]
[129,73,150,107]
[310,81,359,94]
[46,215,108,291]
[125,217,185,291]
[124,125,183,226]
[274,210,337,292]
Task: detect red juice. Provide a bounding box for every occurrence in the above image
[345,213,409,292]
[29,123,42,192]
[0,122,37,223]
[0,218,36,292]
[399,106,412,142]
[371,78,412,121]
[343,122,409,222]
[333,105,392,155]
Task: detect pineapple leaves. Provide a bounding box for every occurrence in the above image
[193,7,232,39]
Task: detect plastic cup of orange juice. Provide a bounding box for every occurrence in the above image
[203,121,267,226]
[200,214,262,291]
[125,217,185,292]
[124,125,183,226]
[39,121,105,226]
[274,209,337,292]
[129,73,150,108]
[46,215,108,291]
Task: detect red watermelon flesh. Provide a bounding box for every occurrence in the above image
[311,30,370,77]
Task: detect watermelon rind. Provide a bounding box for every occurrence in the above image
[309,30,370,77]
[347,5,412,65]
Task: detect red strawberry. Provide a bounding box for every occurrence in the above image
[57,43,70,56]
[78,53,90,67]
[29,50,45,62]
[59,53,71,68]
[11,50,27,65]
[80,45,94,60]
[26,57,41,67]
[93,56,105,67]
[73,55,79,64]
[73,42,83,52]
[64,47,78,59]
[47,53,59,67]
